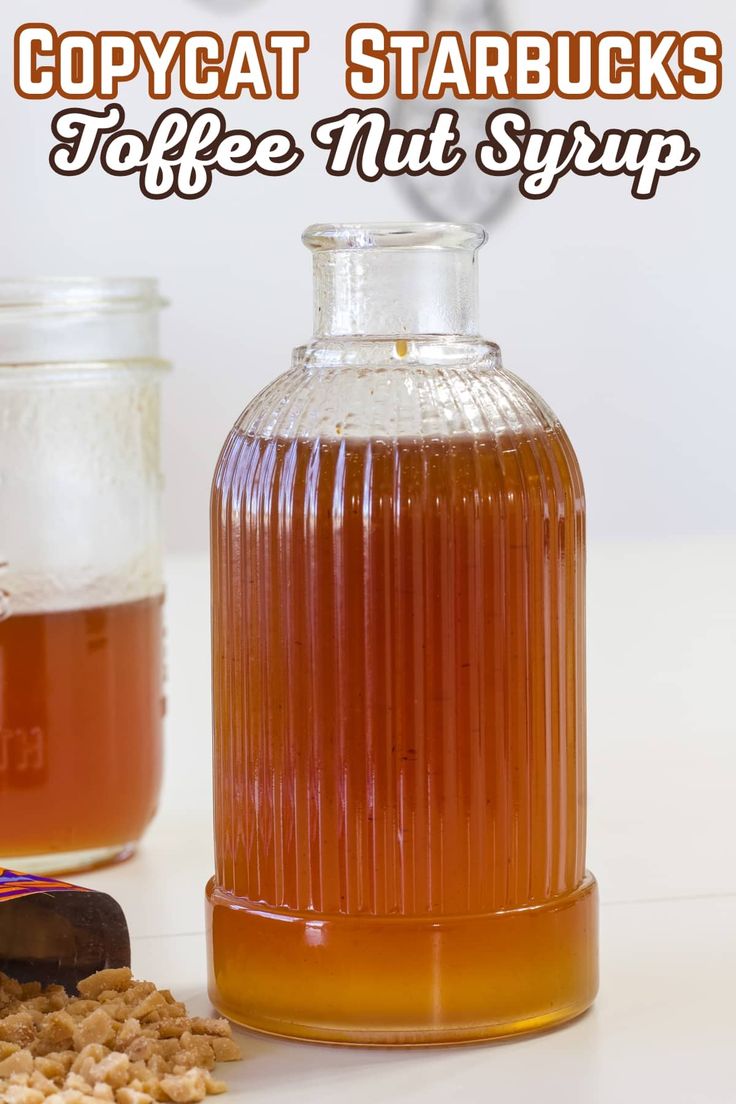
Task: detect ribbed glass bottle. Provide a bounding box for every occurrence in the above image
[207,224,598,1045]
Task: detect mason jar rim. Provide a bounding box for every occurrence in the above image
[0,277,166,312]
[0,278,167,367]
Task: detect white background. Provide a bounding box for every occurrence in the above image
[1,0,734,551]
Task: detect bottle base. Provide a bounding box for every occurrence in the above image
[211,996,593,1048]
[206,872,598,1046]
[0,843,135,877]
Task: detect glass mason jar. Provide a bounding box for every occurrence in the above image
[0,279,167,874]
[207,224,598,1044]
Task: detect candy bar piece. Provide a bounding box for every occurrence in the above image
[0,870,130,991]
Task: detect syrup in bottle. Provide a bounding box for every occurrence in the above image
[207,224,598,1044]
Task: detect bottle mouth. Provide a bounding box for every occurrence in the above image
[0,278,166,314]
[305,222,483,338]
[303,222,487,254]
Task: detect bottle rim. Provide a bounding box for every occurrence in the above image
[0,277,166,312]
[302,222,487,253]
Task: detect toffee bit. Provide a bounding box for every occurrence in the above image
[0,970,242,1102]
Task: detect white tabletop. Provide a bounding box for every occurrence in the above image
[82,540,736,1103]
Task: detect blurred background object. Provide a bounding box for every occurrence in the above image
[394,0,522,224]
[191,0,261,11]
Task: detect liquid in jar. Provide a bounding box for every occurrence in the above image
[0,596,163,867]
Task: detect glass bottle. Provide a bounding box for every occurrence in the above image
[0,279,167,874]
[207,224,598,1044]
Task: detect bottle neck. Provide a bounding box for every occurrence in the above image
[311,248,480,339]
